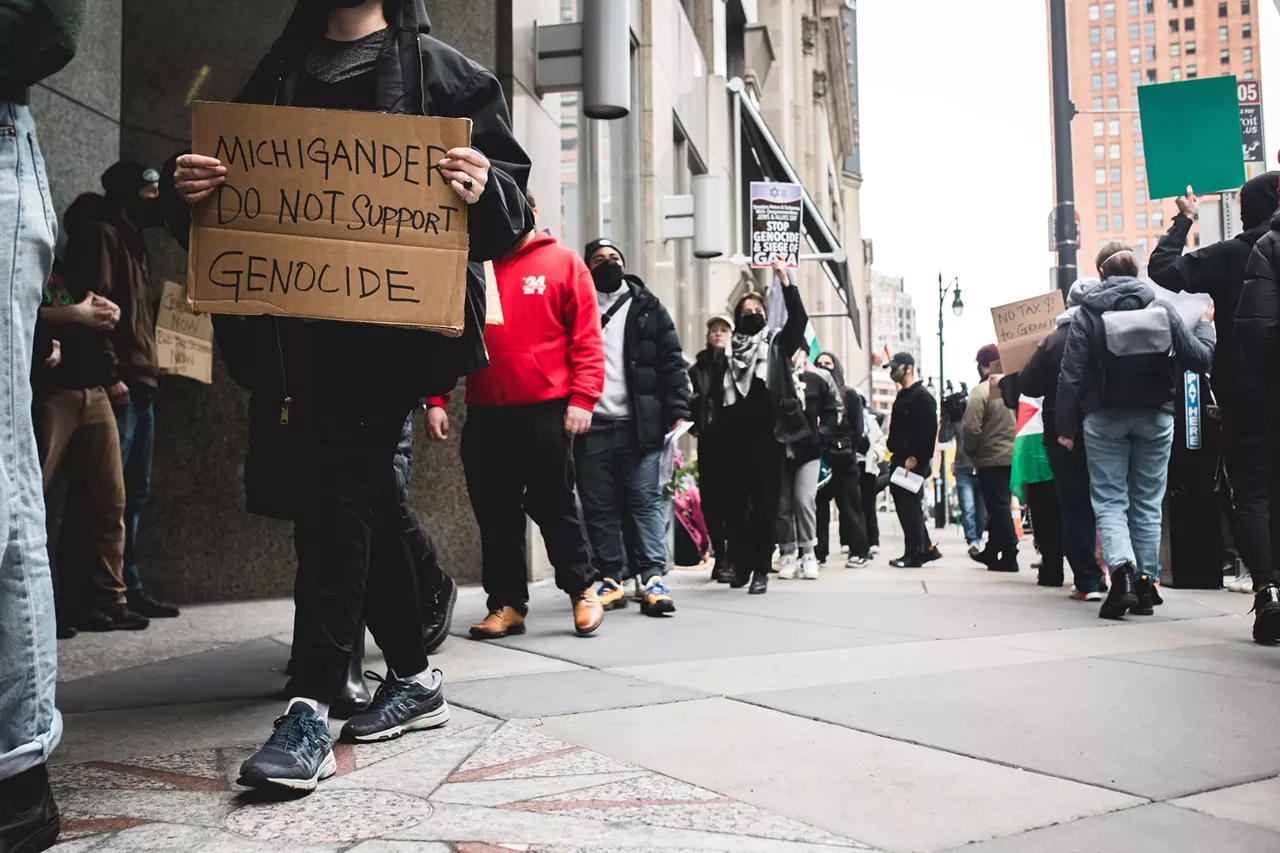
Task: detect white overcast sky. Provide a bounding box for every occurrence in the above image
[857,0,1280,389]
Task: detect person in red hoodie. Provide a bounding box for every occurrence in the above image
[427,189,606,639]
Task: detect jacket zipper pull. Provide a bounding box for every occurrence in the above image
[280,396,292,425]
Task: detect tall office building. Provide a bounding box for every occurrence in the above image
[1058,0,1262,273]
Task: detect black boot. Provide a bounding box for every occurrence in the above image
[423,570,457,655]
[970,547,997,568]
[0,764,59,853]
[728,564,750,589]
[1131,575,1156,616]
[1253,585,1280,644]
[1100,563,1138,620]
[748,570,769,595]
[330,626,373,720]
[711,558,734,584]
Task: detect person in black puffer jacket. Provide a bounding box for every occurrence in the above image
[1056,243,1214,621]
[690,315,733,582]
[1236,202,1280,643]
[719,261,810,594]
[577,239,691,618]
[814,352,871,567]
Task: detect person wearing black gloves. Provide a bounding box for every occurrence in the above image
[1150,175,1279,600]
[690,315,734,582]
[578,238,690,619]
[884,353,941,568]
[720,260,810,594]
[1236,195,1280,643]
[162,0,532,793]
[814,352,871,567]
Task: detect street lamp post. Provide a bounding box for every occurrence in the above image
[937,273,964,529]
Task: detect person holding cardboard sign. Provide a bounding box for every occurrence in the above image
[160,0,533,794]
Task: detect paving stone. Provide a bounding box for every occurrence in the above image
[55,790,241,828]
[534,698,1139,853]
[453,721,637,781]
[940,802,1280,853]
[432,636,585,683]
[743,657,1280,800]
[1109,639,1280,684]
[89,822,342,852]
[432,773,649,807]
[325,723,499,799]
[970,616,1249,657]
[445,670,705,720]
[224,790,434,843]
[1172,777,1280,835]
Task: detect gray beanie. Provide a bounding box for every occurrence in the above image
[1067,278,1101,307]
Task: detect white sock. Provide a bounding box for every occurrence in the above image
[287,696,329,723]
[402,668,442,691]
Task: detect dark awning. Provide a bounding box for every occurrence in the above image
[736,89,861,345]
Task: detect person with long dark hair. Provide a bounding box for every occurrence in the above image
[814,352,871,567]
[720,261,809,594]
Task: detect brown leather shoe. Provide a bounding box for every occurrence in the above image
[572,588,604,636]
[469,606,526,640]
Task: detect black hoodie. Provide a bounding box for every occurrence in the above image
[1148,171,1279,402]
[818,352,866,463]
[1237,207,1280,400]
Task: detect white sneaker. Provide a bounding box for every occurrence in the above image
[845,555,869,568]
[869,546,880,558]
[1069,585,1103,602]
[800,552,820,580]
[777,553,798,579]
[1227,573,1253,594]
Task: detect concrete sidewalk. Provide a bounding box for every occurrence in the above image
[47,525,1280,853]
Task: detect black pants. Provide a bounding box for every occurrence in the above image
[395,414,448,609]
[1025,480,1064,584]
[891,464,932,557]
[462,399,594,614]
[698,434,731,561]
[861,470,880,547]
[977,466,1018,558]
[293,410,427,703]
[724,411,784,576]
[817,460,869,561]
[1046,440,1103,593]
[1222,404,1280,588]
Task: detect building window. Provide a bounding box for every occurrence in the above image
[1136,164,1147,182]
[1133,116,1142,133]
[1219,1,1228,15]
[1170,43,1181,57]
[1137,211,1148,229]
[1243,23,1252,38]
[1097,190,1109,208]
[1104,1,1116,16]
[1136,188,1147,204]
[1187,64,1198,77]
[1244,46,1253,62]
[1092,50,1103,66]
[1145,44,1156,60]
[1184,18,1195,31]
[1098,214,1109,231]
[1130,23,1140,39]
[1108,95,1120,110]
[1219,25,1229,41]
[1221,49,1231,64]
[1095,143,1106,160]
[1131,70,1143,87]
[1243,1,1251,13]
[1093,96,1104,109]
[1130,46,1141,63]
[1152,210,1163,227]
[1111,166,1122,182]
[1112,189,1124,207]
[1091,27,1101,43]
[1186,40,1196,54]
[1171,67,1182,80]
[1093,73,1103,90]
[1137,237,1149,255]
[1145,21,1156,38]
[1135,140,1145,158]
[1145,0,1154,11]
[1169,19,1179,33]
[1107,71,1119,88]
[1106,25,1116,41]
[1167,0,1177,7]
[1089,3,1101,19]
[1147,68,1158,82]
[1112,214,1124,231]
[1129,0,1139,13]
[1184,0,1192,6]
[1106,48,1117,65]
[1110,118,1121,135]
[1094,120,1106,136]
[1110,142,1122,159]
[1096,168,1107,185]
[1244,70,1254,79]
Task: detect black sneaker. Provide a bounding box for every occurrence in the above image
[423,570,457,655]
[126,588,180,618]
[0,764,59,853]
[889,555,924,568]
[75,603,149,632]
[921,546,943,564]
[56,623,77,640]
[970,547,996,567]
[748,571,769,595]
[1131,575,1156,616]
[1253,585,1280,644]
[989,554,1020,573]
[238,702,335,792]
[1150,583,1163,606]
[1100,563,1138,620]
[340,670,450,743]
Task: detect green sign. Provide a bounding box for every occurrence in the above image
[1137,76,1246,200]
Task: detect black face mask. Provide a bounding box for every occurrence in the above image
[592,261,625,294]
[737,313,766,336]
[127,196,165,229]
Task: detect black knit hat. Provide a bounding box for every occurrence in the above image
[584,237,625,266]
[101,160,160,204]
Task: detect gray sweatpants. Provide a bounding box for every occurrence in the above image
[777,457,820,554]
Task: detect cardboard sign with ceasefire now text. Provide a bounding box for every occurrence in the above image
[991,290,1065,374]
[156,280,214,384]
[187,101,472,332]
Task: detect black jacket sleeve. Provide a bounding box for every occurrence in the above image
[1148,213,1221,296]
[911,388,938,464]
[1236,230,1280,380]
[844,388,867,451]
[1055,312,1095,439]
[777,282,808,359]
[1018,338,1052,398]
[654,303,692,426]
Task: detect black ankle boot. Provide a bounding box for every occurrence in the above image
[1100,563,1138,620]
[1131,575,1156,616]
[423,570,457,655]
[330,626,372,720]
[748,571,769,595]
[1253,585,1280,644]
[0,764,59,853]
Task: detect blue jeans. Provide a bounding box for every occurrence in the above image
[1083,409,1174,581]
[114,396,154,590]
[0,102,62,780]
[576,419,668,582]
[954,470,987,546]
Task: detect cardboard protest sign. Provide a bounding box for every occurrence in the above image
[188,101,472,332]
[991,290,1065,374]
[483,261,504,326]
[750,181,803,268]
[156,280,214,384]
[1138,77,1246,199]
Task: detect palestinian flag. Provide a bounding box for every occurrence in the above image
[1010,396,1054,501]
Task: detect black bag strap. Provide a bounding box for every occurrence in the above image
[600,290,633,328]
